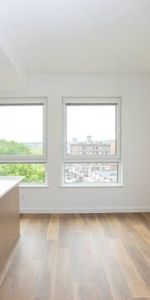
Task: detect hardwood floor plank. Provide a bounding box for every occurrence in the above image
[46,214,60,241]
[73,281,81,300]
[102,255,132,300]
[110,239,150,298]
[0,213,149,300]
[125,244,150,287]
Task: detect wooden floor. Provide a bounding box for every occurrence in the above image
[0,213,150,300]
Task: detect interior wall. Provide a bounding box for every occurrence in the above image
[1,74,150,212]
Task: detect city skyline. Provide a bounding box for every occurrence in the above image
[69,135,115,143]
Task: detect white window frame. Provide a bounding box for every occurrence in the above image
[0,97,47,184]
[62,97,122,186]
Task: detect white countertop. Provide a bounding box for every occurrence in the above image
[0,176,23,198]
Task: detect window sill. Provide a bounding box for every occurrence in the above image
[60,183,124,188]
[20,184,49,188]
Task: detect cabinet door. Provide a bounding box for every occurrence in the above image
[0,186,20,275]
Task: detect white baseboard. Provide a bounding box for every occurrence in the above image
[20,207,150,214]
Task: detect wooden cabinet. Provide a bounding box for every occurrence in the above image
[0,179,21,280]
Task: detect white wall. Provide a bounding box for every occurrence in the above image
[1,74,150,212]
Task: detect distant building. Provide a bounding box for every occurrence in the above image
[69,136,115,155]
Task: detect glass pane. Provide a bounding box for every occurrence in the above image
[64,163,118,184]
[67,104,116,155]
[0,105,43,156]
[0,164,46,183]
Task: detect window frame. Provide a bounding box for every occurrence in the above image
[0,97,47,163]
[0,97,47,185]
[62,97,122,186]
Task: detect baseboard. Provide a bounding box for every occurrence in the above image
[20,207,150,214]
[0,238,19,286]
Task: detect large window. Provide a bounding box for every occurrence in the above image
[62,97,122,186]
[0,98,47,184]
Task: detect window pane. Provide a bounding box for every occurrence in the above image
[0,105,43,156]
[64,163,118,184]
[0,164,46,183]
[67,104,116,155]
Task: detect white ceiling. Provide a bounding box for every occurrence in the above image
[0,0,150,85]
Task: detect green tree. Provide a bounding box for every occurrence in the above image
[0,139,31,155]
[0,140,45,183]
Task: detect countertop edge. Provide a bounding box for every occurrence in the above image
[0,177,24,199]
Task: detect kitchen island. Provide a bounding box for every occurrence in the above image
[0,177,22,283]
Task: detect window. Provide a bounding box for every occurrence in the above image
[0,98,47,185]
[62,97,122,186]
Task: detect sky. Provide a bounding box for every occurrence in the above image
[67,105,116,142]
[0,105,43,143]
[0,104,115,144]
